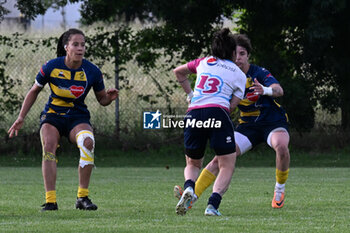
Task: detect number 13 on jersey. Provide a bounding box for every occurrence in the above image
[195,73,223,94]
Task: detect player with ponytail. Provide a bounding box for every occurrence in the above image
[8,28,119,211]
[173,28,246,216]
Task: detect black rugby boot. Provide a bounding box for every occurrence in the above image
[75,196,98,210]
[41,202,58,211]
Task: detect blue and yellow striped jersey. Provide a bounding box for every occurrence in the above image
[35,56,105,116]
[238,64,288,124]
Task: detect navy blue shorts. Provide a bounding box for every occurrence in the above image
[184,107,236,159]
[236,121,289,147]
[39,112,91,138]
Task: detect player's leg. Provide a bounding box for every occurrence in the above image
[174,155,218,203]
[176,109,206,215]
[173,157,217,210]
[212,153,237,195]
[69,123,97,210]
[176,154,203,215]
[205,108,237,216]
[184,155,203,183]
[205,152,237,216]
[268,128,290,208]
[40,123,60,211]
[194,157,219,199]
[195,131,250,200]
[175,130,253,205]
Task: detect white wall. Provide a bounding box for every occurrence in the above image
[1,0,81,32]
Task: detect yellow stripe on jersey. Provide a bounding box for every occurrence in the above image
[239,98,256,106]
[49,83,75,98]
[240,110,260,117]
[50,69,71,80]
[47,108,66,115]
[274,100,281,107]
[51,97,74,107]
[274,100,289,122]
[47,108,57,113]
[239,77,255,106]
[238,119,248,124]
[246,77,254,88]
[74,71,87,81]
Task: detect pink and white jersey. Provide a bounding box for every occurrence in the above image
[187,56,246,112]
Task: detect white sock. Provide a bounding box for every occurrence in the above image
[274,183,285,201]
[275,182,285,192]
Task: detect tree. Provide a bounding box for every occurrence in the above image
[235,0,350,131]
[303,0,350,130]
[14,0,69,19]
[7,0,350,132]
[0,1,10,20]
[77,0,236,62]
[234,0,316,131]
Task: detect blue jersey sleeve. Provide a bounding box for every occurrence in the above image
[256,68,279,87]
[35,61,52,87]
[92,69,105,92]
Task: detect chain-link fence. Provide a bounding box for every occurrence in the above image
[1,30,345,151]
[0,32,188,142]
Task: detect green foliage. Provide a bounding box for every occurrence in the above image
[0,35,23,123]
[0,1,9,20]
[15,0,71,20]
[302,0,350,129]
[77,0,237,62]
[6,0,350,131]
[235,0,350,130]
[0,33,56,129]
[0,59,22,118]
[84,26,138,91]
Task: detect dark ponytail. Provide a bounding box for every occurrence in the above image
[211,28,236,61]
[56,28,85,57]
[56,33,66,57]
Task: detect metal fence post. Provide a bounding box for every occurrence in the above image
[114,30,120,137]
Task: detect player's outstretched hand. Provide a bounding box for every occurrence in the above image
[8,117,24,138]
[106,88,119,101]
[249,78,263,95]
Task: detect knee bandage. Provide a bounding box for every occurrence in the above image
[40,128,58,163]
[76,130,95,168]
[43,151,57,162]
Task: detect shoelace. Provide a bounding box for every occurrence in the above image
[82,197,92,204]
[275,191,283,201]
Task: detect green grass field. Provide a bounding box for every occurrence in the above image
[0,162,349,232]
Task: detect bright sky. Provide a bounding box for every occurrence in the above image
[2,0,82,31]
[32,2,82,30]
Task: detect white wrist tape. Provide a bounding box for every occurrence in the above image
[262,86,273,96]
[187,90,194,103]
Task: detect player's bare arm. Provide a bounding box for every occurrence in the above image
[173,64,193,95]
[94,88,119,106]
[270,83,284,97]
[229,95,241,113]
[250,79,284,98]
[8,84,42,138]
